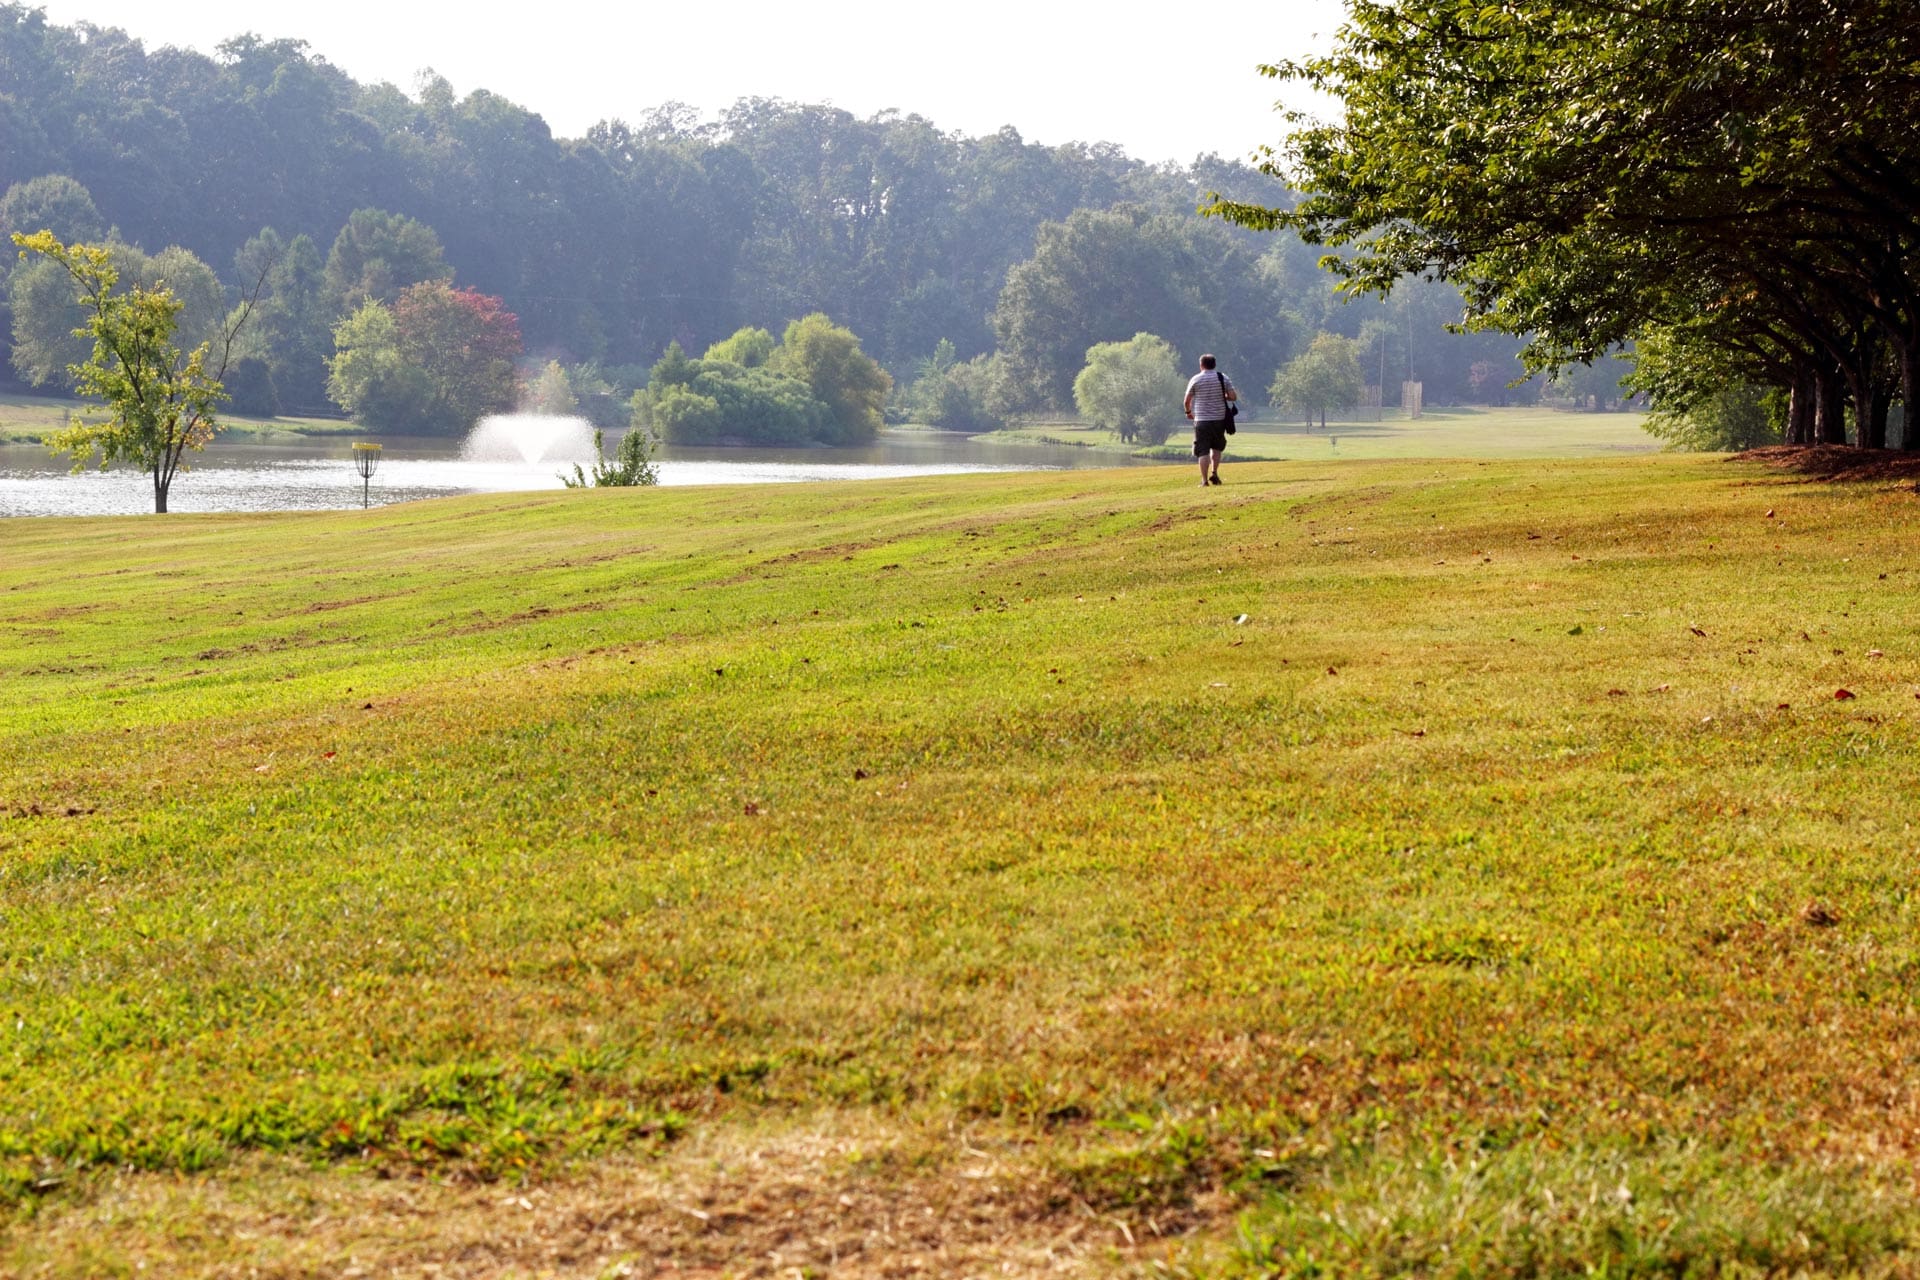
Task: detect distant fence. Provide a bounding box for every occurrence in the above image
[1259,406,1388,426]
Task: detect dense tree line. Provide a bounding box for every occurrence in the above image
[1222,0,1919,448]
[0,3,1534,431]
[635,315,891,447]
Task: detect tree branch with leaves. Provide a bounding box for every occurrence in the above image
[13,230,268,511]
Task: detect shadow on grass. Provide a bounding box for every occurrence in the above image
[1738,444,1920,484]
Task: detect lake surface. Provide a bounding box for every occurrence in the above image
[0,429,1149,518]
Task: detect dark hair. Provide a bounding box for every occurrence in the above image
[1200,354,1217,370]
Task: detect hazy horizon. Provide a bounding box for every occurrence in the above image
[30,0,1345,165]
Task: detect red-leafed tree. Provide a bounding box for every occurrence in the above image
[393,281,521,432]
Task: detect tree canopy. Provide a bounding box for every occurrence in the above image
[991,205,1286,411]
[1215,0,1920,447]
[632,336,826,446]
[524,360,580,417]
[10,239,223,390]
[14,231,256,511]
[897,340,1004,432]
[1270,333,1364,429]
[324,283,521,433]
[1072,333,1183,444]
[0,5,1551,432]
[323,208,453,313]
[769,313,891,445]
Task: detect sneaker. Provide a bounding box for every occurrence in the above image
[1208,473,1222,485]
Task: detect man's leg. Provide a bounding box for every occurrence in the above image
[1198,450,1210,486]
[1209,449,1223,482]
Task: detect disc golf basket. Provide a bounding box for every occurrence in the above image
[352,442,382,509]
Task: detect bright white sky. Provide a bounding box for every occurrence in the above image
[34,0,1346,165]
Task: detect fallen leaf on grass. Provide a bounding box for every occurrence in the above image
[1606,688,1627,697]
[1834,688,1856,701]
[1800,901,1840,928]
[1868,649,1884,658]
[1765,508,1775,518]
[1689,626,1707,637]
[853,768,869,780]
[742,801,761,815]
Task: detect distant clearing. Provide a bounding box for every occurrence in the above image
[990,404,1657,462]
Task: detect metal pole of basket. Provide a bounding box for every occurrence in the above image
[352,442,382,509]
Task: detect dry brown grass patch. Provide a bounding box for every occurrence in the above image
[4,1114,1234,1279]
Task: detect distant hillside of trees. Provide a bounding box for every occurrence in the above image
[0,4,1544,421]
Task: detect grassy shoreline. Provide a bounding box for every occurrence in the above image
[6,453,1920,1275]
[0,390,360,444]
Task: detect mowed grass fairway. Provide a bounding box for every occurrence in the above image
[5,456,1920,1276]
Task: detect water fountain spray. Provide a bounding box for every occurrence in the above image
[352,442,382,508]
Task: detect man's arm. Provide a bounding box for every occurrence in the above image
[1183,388,1195,419]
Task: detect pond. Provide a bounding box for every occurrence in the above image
[0,427,1150,518]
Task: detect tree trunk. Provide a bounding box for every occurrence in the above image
[153,467,169,514]
[1842,354,1884,448]
[1815,367,1849,444]
[1902,346,1920,451]
[1867,388,1893,450]
[1787,371,1816,444]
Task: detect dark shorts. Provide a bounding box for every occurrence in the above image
[1193,420,1229,456]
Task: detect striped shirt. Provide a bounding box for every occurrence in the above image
[1186,370,1236,423]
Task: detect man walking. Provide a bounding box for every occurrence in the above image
[1183,354,1237,486]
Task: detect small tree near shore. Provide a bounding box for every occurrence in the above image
[13,230,263,513]
[1073,332,1182,444]
[563,425,659,488]
[1271,333,1364,429]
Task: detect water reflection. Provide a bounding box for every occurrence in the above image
[0,429,1144,518]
